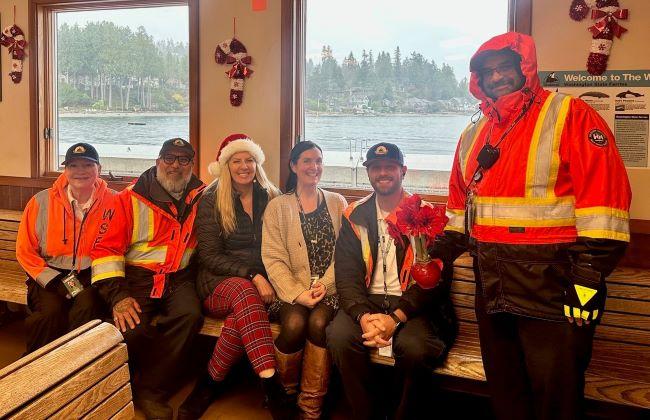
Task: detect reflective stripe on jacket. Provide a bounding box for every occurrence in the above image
[91,167,205,298]
[445,44,630,245]
[342,194,414,291]
[438,32,631,320]
[16,174,117,287]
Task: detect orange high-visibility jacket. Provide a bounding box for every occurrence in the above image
[90,167,205,300]
[445,33,631,245]
[436,32,631,321]
[16,174,117,288]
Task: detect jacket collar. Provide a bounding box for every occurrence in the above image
[132,166,205,220]
[133,166,204,203]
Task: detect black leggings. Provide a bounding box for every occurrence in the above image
[275,301,336,353]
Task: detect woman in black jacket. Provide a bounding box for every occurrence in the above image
[178,134,287,420]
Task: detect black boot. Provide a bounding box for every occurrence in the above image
[261,373,298,420]
[177,372,223,420]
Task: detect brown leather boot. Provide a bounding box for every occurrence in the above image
[275,345,303,397]
[297,340,331,419]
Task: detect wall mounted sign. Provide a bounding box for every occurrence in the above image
[541,69,650,168]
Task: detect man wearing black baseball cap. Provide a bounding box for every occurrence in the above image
[61,142,100,165]
[17,142,115,353]
[327,142,456,419]
[91,137,205,419]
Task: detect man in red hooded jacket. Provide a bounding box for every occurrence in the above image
[433,32,631,420]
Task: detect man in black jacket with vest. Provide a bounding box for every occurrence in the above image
[326,142,456,420]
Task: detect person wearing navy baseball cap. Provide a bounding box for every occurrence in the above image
[327,141,456,419]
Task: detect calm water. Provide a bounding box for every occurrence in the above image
[59,113,471,158]
[304,114,469,156]
[59,114,190,149]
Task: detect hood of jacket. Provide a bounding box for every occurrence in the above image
[469,32,544,124]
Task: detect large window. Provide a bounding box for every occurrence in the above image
[301,0,510,195]
[32,0,197,178]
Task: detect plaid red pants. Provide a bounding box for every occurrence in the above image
[204,277,276,381]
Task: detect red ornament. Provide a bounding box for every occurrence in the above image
[411,259,443,290]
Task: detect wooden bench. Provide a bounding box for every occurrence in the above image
[0,210,26,306]
[200,252,650,411]
[2,209,649,412]
[0,320,133,419]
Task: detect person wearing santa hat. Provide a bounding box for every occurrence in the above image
[178,134,290,420]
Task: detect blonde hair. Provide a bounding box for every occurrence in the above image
[211,159,280,236]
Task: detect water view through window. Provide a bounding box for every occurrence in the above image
[304,0,508,194]
[55,6,189,175]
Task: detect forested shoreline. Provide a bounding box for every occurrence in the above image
[306,46,476,114]
[57,22,188,112]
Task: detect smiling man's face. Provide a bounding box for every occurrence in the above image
[478,51,525,100]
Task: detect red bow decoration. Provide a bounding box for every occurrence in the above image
[589,8,628,38]
[226,62,253,79]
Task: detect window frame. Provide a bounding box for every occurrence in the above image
[28,0,200,184]
[281,0,532,202]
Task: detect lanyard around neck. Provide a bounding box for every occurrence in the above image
[377,210,393,313]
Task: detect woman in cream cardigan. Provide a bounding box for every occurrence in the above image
[262,141,347,419]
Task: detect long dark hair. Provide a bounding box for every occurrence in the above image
[284,141,323,192]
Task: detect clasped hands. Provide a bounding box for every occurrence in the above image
[361,312,400,348]
[295,281,326,308]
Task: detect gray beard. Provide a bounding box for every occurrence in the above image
[156,171,190,200]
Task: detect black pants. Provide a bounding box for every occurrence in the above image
[26,279,106,353]
[121,280,203,400]
[326,294,448,420]
[476,292,595,420]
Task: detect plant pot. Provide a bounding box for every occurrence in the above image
[411,258,443,289]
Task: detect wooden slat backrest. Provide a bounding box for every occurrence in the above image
[49,364,131,420]
[9,345,129,420]
[0,322,124,417]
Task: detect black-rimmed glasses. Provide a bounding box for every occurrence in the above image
[161,154,192,166]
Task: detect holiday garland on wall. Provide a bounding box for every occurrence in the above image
[569,0,629,75]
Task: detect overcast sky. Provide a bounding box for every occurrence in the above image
[56,1,507,80]
[57,6,189,43]
[307,0,509,79]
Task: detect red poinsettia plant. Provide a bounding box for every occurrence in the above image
[386,194,448,289]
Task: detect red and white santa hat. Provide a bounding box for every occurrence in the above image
[208,133,265,177]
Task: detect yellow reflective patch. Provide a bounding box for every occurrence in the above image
[574,284,598,306]
[564,305,571,317]
[581,310,590,320]
[572,307,581,319]
[592,309,599,320]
